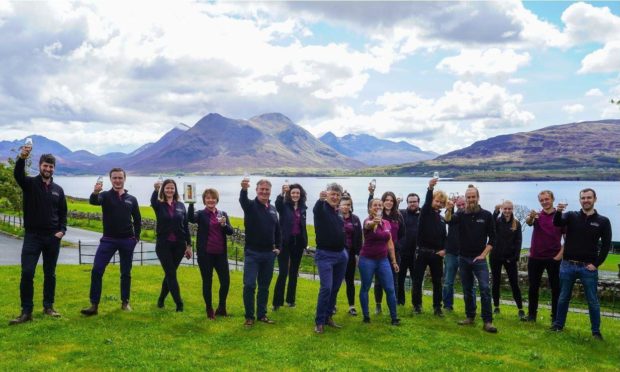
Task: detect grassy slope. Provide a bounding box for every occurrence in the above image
[0,265,619,371]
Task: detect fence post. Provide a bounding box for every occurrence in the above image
[78,240,82,265]
[140,242,144,266]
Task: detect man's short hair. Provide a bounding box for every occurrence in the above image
[407,193,420,203]
[580,188,597,199]
[39,153,56,166]
[326,182,343,194]
[538,190,554,200]
[109,167,126,178]
[256,179,272,188]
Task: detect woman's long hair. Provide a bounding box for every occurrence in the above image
[158,179,179,202]
[285,183,307,206]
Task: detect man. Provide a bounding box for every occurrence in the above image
[446,184,497,333]
[397,193,420,306]
[442,195,465,312]
[412,178,447,316]
[523,190,564,323]
[313,183,348,334]
[550,188,611,340]
[81,168,141,316]
[239,178,281,326]
[9,147,67,325]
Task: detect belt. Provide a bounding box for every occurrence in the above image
[565,260,586,266]
[417,247,439,254]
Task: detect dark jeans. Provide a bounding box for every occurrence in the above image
[20,232,61,313]
[273,235,305,307]
[459,256,493,323]
[89,237,136,305]
[156,240,186,306]
[412,250,443,309]
[527,257,560,321]
[315,249,348,325]
[374,251,399,305]
[359,256,398,320]
[490,258,523,309]
[397,253,415,305]
[243,248,276,320]
[442,253,459,309]
[553,261,601,333]
[345,249,357,306]
[197,252,230,311]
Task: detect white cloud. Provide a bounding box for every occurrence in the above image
[561,2,620,45]
[437,48,530,76]
[562,104,585,115]
[579,41,620,74]
[585,88,603,97]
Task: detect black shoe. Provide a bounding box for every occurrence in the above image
[285,302,296,308]
[314,324,324,334]
[521,314,536,322]
[121,302,132,312]
[433,307,444,317]
[413,306,422,314]
[391,318,401,326]
[592,332,603,340]
[8,312,32,326]
[157,297,165,308]
[493,307,500,314]
[215,307,228,317]
[518,309,526,320]
[176,303,184,312]
[259,316,275,324]
[348,307,358,316]
[272,305,280,312]
[43,308,61,318]
[327,317,342,329]
[549,325,563,332]
[363,316,371,323]
[81,304,98,316]
[397,301,405,306]
[483,322,498,333]
[443,306,454,312]
[375,304,382,315]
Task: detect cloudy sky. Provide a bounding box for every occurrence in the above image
[1,1,619,155]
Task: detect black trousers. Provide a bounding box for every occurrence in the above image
[20,232,61,314]
[490,258,523,309]
[374,252,400,305]
[197,252,230,311]
[527,257,560,321]
[156,240,186,306]
[397,253,415,305]
[344,249,357,306]
[273,235,305,306]
[412,250,443,309]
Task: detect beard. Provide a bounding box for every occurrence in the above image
[465,203,480,213]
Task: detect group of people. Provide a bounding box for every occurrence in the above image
[7,145,613,340]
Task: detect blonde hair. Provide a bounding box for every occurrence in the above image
[368,198,382,214]
[433,190,448,203]
[502,200,518,231]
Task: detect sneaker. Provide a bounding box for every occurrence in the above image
[244,319,254,327]
[326,317,342,329]
[493,307,500,314]
[259,316,275,324]
[207,308,215,320]
[121,302,132,312]
[548,325,563,332]
[521,314,536,322]
[413,306,422,314]
[391,318,401,326]
[483,322,498,333]
[348,307,358,316]
[332,306,337,315]
[518,309,526,320]
[458,318,475,326]
[363,316,371,323]
[43,308,61,318]
[8,312,32,326]
[433,307,444,317]
[592,332,603,340]
[375,304,382,315]
[314,324,324,334]
[285,302,296,308]
[80,304,98,316]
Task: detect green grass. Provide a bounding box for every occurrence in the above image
[0,265,619,371]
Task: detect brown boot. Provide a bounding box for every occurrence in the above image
[326,317,342,329]
[458,318,475,326]
[121,302,132,312]
[43,308,61,318]
[81,304,98,316]
[8,312,32,326]
[483,322,498,333]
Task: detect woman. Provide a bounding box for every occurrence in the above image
[340,193,363,316]
[491,200,525,319]
[273,183,308,310]
[359,198,400,325]
[151,179,192,312]
[188,188,234,320]
[373,192,405,314]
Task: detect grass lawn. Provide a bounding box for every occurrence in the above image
[1,265,619,371]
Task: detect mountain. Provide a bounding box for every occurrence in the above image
[122,113,365,174]
[320,132,437,166]
[379,119,620,180]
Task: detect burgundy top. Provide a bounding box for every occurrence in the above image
[205,209,225,254]
[166,202,177,242]
[291,207,302,236]
[343,216,354,250]
[360,219,391,259]
[530,209,564,259]
[386,217,400,244]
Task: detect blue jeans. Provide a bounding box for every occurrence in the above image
[90,237,136,305]
[359,256,398,321]
[442,253,459,309]
[553,261,600,333]
[243,248,276,320]
[20,232,61,313]
[315,249,348,325]
[459,256,492,323]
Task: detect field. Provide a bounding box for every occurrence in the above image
[0,265,619,371]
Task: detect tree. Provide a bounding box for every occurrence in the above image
[512,204,531,232]
[0,150,30,213]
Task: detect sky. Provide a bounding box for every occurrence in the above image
[0,0,619,155]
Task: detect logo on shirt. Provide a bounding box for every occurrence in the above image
[51,191,60,197]
[590,222,600,227]
[124,200,133,206]
[476,219,485,223]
